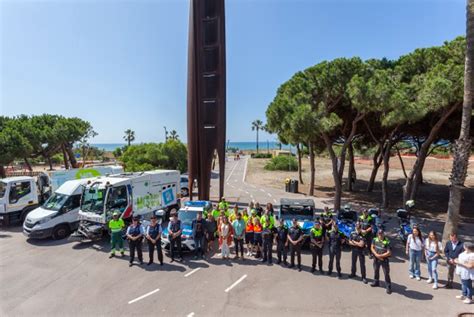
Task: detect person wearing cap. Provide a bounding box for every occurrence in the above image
[287,218,304,271]
[359,209,374,259]
[275,219,289,265]
[370,230,392,294]
[192,212,205,259]
[108,212,125,258]
[146,214,163,266]
[348,222,367,283]
[126,216,144,267]
[168,212,183,262]
[327,223,345,278]
[310,221,325,273]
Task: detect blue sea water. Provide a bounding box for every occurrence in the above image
[92,142,292,152]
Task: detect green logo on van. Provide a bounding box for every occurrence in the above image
[75,169,101,179]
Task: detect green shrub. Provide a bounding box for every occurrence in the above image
[264,155,298,171]
[251,153,272,158]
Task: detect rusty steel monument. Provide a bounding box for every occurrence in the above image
[186,0,226,200]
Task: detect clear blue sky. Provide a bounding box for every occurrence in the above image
[0,0,466,143]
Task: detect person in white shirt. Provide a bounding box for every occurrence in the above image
[455,242,474,304]
[424,230,443,289]
[406,226,423,280]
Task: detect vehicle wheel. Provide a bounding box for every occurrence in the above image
[181,187,189,197]
[52,225,70,240]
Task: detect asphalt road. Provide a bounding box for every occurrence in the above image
[0,157,472,316]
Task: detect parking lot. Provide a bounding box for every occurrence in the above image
[0,218,471,317]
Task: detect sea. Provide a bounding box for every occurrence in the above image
[92,142,293,152]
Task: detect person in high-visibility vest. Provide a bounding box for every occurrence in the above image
[218,197,229,212]
[108,212,125,258]
[260,211,275,263]
[245,215,255,257]
[211,205,220,220]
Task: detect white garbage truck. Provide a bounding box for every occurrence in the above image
[70,170,181,241]
[0,165,123,225]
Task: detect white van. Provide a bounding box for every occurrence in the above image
[23,179,88,239]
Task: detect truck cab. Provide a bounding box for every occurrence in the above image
[0,175,50,225]
[23,179,88,239]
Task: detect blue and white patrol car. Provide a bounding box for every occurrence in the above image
[161,200,212,252]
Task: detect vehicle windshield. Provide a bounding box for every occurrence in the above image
[81,184,106,214]
[178,210,198,225]
[280,205,314,219]
[43,193,69,211]
[0,181,6,199]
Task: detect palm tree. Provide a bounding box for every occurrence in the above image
[169,130,179,141]
[251,119,264,153]
[123,129,135,146]
[443,0,473,241]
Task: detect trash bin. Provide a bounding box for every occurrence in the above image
[290,179,299,193]
[285,178,291,192]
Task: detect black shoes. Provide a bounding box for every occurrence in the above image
[129,262,133,267]
[362,278,368,284]
[337,273,343,279]
[370,281,379,287]
[311,267,315,273]
[109,254,115,258]
[298,267,302,272]
[289,264,295,268]
[147,261,153,266]
[348,274,356,279]
[386,288,392,295]
[326,271,332,276]
[319,269,324,274]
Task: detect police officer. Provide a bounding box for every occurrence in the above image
[370,230,392,294]
[321,207,334,231]
[275,219,288,265]
[146,214,163,266]
[327,223,344,278]
[287,218,303,271]
[260,211,275,264]
[108,211,125,258]
[348,222,367,283]
[359,209,374,259]
[192,212,205,259]
[168,212,183,262]
[126,216,144,267]
[310,221,325,273]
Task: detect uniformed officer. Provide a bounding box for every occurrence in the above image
[310,221,325,273]
[168,212,183,262]
[348,222,367,283]
[146,214,163,266]
[287,218,304,271]
[260,211,275,264]
[275,219,288,265]
[321,207,334,230]
[359,209,374,259]
[370,230,392,294]
[126,216,144,267]
[327,223,344,278]
[108,211,125,258]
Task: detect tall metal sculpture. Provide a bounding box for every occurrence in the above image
[187,0,226,200]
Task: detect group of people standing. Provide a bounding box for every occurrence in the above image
[406,228,474,304]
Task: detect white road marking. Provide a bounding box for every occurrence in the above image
[273,199,277,203]
[187,313,195,317]
[226,182,230,185]
[250,195,254,199]
[267,193,272,197]
[242,157,248,182]
[260,189,265,193]
[226,161,239,182]
[224,274,248,293]
[245,191,249,194]
[184,267,201,277]
[128,288,160,304]
[230,185,235,189]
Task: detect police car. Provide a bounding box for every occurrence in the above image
[161,201,212,253]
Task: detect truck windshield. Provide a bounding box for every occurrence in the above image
[81,184,106,214]
[43,193,69,211]
[178,210,198,225]
[280,205,314,219]
[0,181,6,199]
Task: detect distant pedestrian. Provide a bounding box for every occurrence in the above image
[192,212,205,259]
[327,223,344,278]
[168,212,183,262]
[126,216,144,267]
[444,232,464,289]
[232,212,245,260]
[454,242,474,304]
[425,230,443,289]
[370,230,392,294]
[348,222,367,283]
[275,219,289,265]
[287,218,303,271]
[406,226,424,280]
[219,216,233,259]
[204,212,218,256]
[108,211,125,258]
[145,214,163,266]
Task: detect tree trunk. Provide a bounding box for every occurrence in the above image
[367,144,383,192]
[256,129,259,154]
[395,146,408,179]
[24,158,33,171]
[297,144,304,184]
[47,156,53,170]
[62,145,70,169]
[66,145,78,168]
[381,143,392,208]
[443,0,473,242]
[308,142,315,196]
[403,102,461,204]
[347,143,355,191]
[323,133,343,211]
[0,165,6,178]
